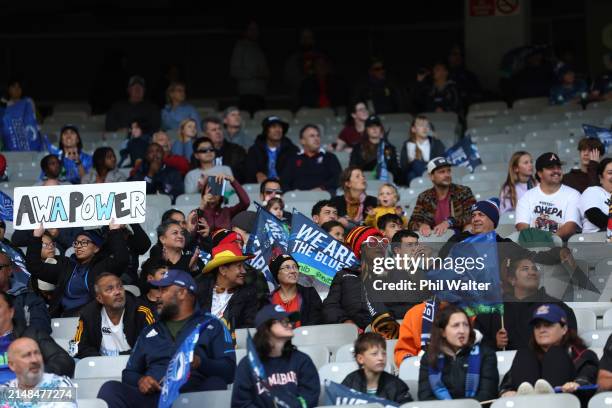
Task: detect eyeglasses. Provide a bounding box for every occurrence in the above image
[279,264,299,273]
[364,236,390,248]
[264,189,283,195]
[72,240,93,248]
[196,148,215,154]
[42,242,56,249]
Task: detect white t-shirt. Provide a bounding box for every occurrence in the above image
[211,291,233,319]
[99,308,131,356]
[516,184,581,233]
[579,186,612,233]
[406,138,431,162]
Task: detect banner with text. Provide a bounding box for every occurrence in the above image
[13,181,147,229]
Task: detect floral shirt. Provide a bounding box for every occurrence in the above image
[0,373,76,408]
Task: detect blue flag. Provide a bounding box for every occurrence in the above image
[426,231,503,316]
[0,99,42,151]
[245,204,290,287]
[445,137,482,173]
[582,124,612,153]
[0,191,13,221]
[323,380,399,407]
[288,211,358,287]
[0,240,30,288]
[376,139,390,182]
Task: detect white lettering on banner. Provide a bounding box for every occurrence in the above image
[13,181,147,229]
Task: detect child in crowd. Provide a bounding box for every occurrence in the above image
[341,333,412,404]
[365,183,407,228]
[322,220,345,242]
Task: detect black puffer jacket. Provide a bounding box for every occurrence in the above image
[418,344,499,401]
[342,369,413,404]
[12,320,75,377]
[245,134,298,183]
[322,268,372,329]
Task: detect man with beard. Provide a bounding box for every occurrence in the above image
[1,338,76,407]
[97,269,235,408]
[71,273,155,359]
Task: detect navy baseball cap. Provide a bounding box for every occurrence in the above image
[150,269,197,294]
[529,303,567,325]
[254,304,299,329]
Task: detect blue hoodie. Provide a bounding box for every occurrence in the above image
[231,349,320,408]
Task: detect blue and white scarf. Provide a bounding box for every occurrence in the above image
[428,344,481,400]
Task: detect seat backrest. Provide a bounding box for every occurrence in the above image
[496,350,516,380]
[401,399,481,408]
[582,329,612,348]
[172,390,233,408]
[318,362,359,384]
[491,393,580,408]
[75,355,131,379]
[573,309,597,333]
[398,356,421,381]
[76,399,109,408]
[51,317,79,340]
[293,323,359,348]
[75,378,116,399]
[587,390,612,408]
[603,308,612,329]
[333,343,354,363]
[298,345,331,369]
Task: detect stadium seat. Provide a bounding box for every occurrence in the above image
[293,323,359,351]
[420,230,455,243]
[234,328,255,349]
[295,107,336,121]
[175,193,201,207]
[588,391,612,408]
[574,309,597,333]
[284,201,313,217]
[235,348,246,364]
[319,404,383,408]
[318,361,359,384]
[379,113,413,124]
[491,393,580,408]
[499,212,515,225]
[253,109,293,123]
[51,317,79,340]
[582,329,612,348]
[601,308,612,329]
[496,350,516,380]
[285,190,330,202]
[462,172,505,184]
[505,122,549,135]
[147,194,172,211]
[76,399,108,408]
[513,97,549,110]
[75,378,115,399]
[567,302,612,318]
[398,356,420,382]
[298,345,331,369]
[172,390,232,407]
[335,151,350,169]
[592,347,604,360]
[75,355,131,379]
[401,399,481,408]
[124,285,141,297]
[469,101,508,113]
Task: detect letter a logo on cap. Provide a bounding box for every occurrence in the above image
[550,154,558,161]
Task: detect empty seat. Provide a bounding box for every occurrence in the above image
[293,324,359,350]
[234,328,255,349]
[54,338,71,353]
[253,110,293,123]
[147,194,172,211]
[491,393,580,408]
[76,399,108,408]
[75,378,115,399]
[298,345,331,369]
[601,308,612,329]
[285,190,330,202]
[587,391,612,408]
[51,317,79,340]
[175,194,202,207]
[582,329,612,348]
[574,309,597,333]
[496,350,516,380]
[172,390,232,407]
[318,361,359,384]
[401,399,481,408]
[75,355,131,379]
[568,302,612,318]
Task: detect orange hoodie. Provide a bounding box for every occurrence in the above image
[394,303,426,367]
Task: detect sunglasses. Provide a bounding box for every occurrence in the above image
[364,236,390,248]
[196,148,215,154]
[264,189,283,195]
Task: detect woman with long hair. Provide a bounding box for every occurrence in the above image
[82,147,126,184]
[171,118,199,160]
[418,304,499,401]
[231,304,321,407]
[161,80,201,132]
[499,151,537,214]
[329,166,377,228]
[52,125,93,184]
[500,304,598,401]
[332,100,369,152]
[399,115,446,186]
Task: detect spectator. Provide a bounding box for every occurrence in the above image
[298,55,347,109]
[364,183,407,228]
[283,28,320,100]
[499,151,537,214]
[71,272,155,359]
[332,100,369,153]
[511,48,555,100]
[151,131,190,176]
[563,137,603,193]
[203,116,247,183]
[265,197,287,224]
[549,65,588,106]
[232,304,320,408]
[116,223,151,285]
[408,157,476,236]
[230,20,269,114]
[148,208,210,256]
[137,259,167,314]
[499,304,598,402]
[184,136,234,194]
[311,200,339,226]
[222,106,250,148]
[417,304,498,401]
[269,254,323,327]
[146,220,202,275]
[414,62,461,114]
[119,121,150,169]
[447,45,482,107]
[0,292,74,380]
[198,174,250,231]
[52,125,93,184]
[128,143,184,202]
[197,243,260,329]
[1,78,37,113]
[475,257,577,352]
[342,333,412,404]
[280,124,342,194]
[376,213,403,240]
[516,152,581,239]
[400,115,446,185]
[0,154,6,182]
[105,75,161,134]
[11,223,82,258]
[1,337,75,404]
[34,154,67,186]
[580,158,612,233]
[25,222,129,318]
[231,211,257,246]
[349,115,400,183]
[246,116,298,183]
[161,81,201,132]
[171,118,199,161]
[98,270,236,407]
[330,166,377,228]
[82,147,126,184]
[590,51,612,102]
[258,178,293,223]
[598,333,612,390]
[0,251,50,334]
[355,58,402,114]
[322,220,345,242]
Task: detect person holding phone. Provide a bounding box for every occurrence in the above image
[184,137,234,194]
[198,174,250,231]
[48,125,93,184]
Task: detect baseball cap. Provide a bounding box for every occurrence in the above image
[149,269,197,294]
[529,304,567,326]
[254,304,300,329]
[427,157,451,174]
[365,115,383,128]
[128,75,146,88]
[535,152,563,172]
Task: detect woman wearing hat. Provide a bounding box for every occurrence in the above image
[268,254,322,327]
[500,303,598,401]
[231,304,321,408]
[25,221,129,318]
[196,243,260,329]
